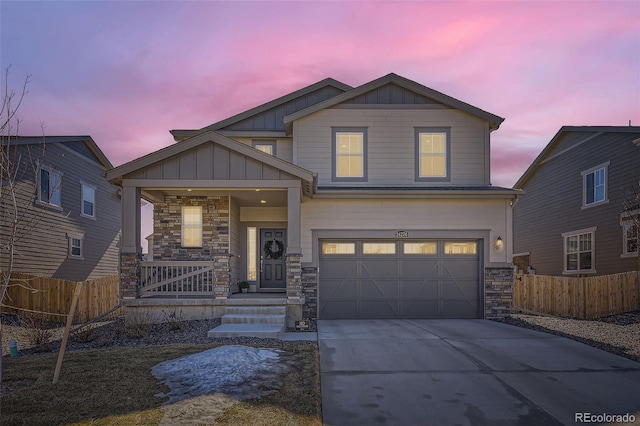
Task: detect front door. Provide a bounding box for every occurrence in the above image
[260,229,287,290]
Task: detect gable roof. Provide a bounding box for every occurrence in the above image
[106,130,316,191]
[170,77,352,140]
[514,126,640,189]
[283,73,505,134]
[7,135,113,169]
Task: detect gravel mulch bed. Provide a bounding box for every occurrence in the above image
[1,314,314,357]
[495,310,640,363]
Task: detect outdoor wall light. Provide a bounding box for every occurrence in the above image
[494,236,504,251]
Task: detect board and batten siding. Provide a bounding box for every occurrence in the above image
[126,142,298,182]
[293,108,490,187]
[513,131,640,276]
[300,198,511,265]
[0,143,120,281]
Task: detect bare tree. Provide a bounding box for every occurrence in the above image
[621,178,640,273]
[0,66,50,396]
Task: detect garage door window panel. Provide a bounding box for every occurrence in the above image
[363,243,396,254]
[322,242,356,255]
[403,242,437,255]
[444,241,477,255]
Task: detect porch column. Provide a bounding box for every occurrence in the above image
[120,184,142,299]
[286,186,303,300]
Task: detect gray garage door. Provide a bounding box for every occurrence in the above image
[319,240,481,319]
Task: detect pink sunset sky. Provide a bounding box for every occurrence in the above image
[2,0,639,189]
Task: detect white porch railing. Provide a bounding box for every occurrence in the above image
[139,261,216,297]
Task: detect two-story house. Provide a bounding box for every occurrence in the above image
[513,126,640,276]
[0,136,121,281]
[106,73,520,326]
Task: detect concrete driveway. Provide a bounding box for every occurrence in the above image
[318,319,640,426]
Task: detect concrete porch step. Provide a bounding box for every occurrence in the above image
[224,306,286,315]
[222,313,285,325]
[207,323,284,339]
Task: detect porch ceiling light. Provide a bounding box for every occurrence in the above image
[260,200,267,204]
[494,236,503,251]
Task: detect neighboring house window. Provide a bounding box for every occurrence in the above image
[38,166,62,207]
[67,233,84,259]
[182,206,202,247]
[81,182,96,218]
[415,128,450,181]
[582,162,609,208]
[252,141,276,156]
[562,227,596,273]
[621,211,639,257]
[332,128,367,181]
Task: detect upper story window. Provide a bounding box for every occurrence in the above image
[415,128,450,181]
[253,140,276,156]
[81,182,96,218]
[562,227,596,274]
[181,206,202,247]
[38,165,62,207]
[582,162,609,208]
[332,128,367,181]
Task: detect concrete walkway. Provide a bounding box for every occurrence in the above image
[318,319,640,426]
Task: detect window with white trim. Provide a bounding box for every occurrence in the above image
[621,211,639,257]
[332,128,367,181]
[415,128,450,181]
[81,183,96,218]
[582,162,609,207]
[562,228,596,273]
[38,166,62,207]
[181,206,202,247]
[623,223,638,256]
[67,233,84,258]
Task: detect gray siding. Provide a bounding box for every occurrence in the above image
[0,143,121,281]
[224,86,345,131]
[344,83,440,105]
[295,108,489,186]
[126,142,300,181]
[514,131,640,276]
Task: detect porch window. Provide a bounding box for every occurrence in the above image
[182,206,202,247]
[247,227,257,281]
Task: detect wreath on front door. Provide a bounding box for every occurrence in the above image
[264,240,285,259]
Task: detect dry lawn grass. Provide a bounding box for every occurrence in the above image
[0,342,321,426]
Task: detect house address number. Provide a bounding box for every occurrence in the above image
[395,231,409,238]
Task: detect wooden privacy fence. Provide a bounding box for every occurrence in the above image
[513,271,640,319]
[0,273,120,322]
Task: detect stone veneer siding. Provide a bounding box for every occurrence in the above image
[120,252,142,298]
[286,253,303,299]
[153,195,229,260]
[302,266,318,330]
[485,267,514,318]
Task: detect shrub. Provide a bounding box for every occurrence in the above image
[19,316,55,350]
[120,311,156,339]
[162,309,185,330]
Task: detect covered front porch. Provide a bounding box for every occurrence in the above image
[106,131,317,324]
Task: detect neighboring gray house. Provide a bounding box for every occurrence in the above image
[107,73,520,325]
[513,126,640,276]
[0,136,121,281]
